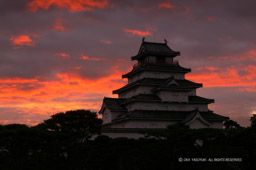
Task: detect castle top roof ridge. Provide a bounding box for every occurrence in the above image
[142,37,167,44]
[132,38,180,60]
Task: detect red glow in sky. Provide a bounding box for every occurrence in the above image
[28,0,109,12]
[122,28,152,37]
[10,35,35,48]
[55,53,71,59]
[81,55,101,61]
[1,0,256,126]
[158,2,176,9]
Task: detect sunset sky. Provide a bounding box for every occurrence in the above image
[1,0,256,126]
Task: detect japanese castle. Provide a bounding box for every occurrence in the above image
[99,39,228,138]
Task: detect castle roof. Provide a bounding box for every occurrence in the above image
[112,109,228,123]
[188,96,214,104]
[131,40,180,60]
[113,77,202,94]
[101,95,214,111]
[122,63,191,78]
[120,94,214,105]
[101,97,127,112]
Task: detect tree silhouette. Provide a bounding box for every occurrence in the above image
[250,114,256,128]
[37,110,102,144]
[224,119,241,129]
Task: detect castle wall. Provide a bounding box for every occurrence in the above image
[210,121,223,129]
[188,89,196,96]
[102,108,126,125]
[119,86,153,98]
[187,118,210,129]
[109,120,176,129]
[186,119,223,129]
[99,132,145,139]
[102,108,112,124]
[148,56,157,63]
[166,57,173,64]
[156,91,189,103]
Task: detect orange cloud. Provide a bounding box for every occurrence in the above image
[243,65,256,78]
[100,40,112,44]
[187,65,256,89]
[248,49,256,56]
[0,78,38,84]
[10,35,35,48]
[81,55,101,61]
[158,2,176,9]
[196,66,218,72]
[205,66,219,71]
[122,28,151,37]
[1,62,255,125]
[71,66,81,70]
[27,0,109,12]
[54,53,71,59]
[0,69,127,125]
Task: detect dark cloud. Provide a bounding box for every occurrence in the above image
[0,0,30,14]
[198,87,256,127]
[0,0,256,125]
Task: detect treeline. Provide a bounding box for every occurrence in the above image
[0,110,256,170]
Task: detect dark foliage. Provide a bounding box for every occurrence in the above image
[250,114,256,128]
[224,120,241,129]
[0,112,255,170]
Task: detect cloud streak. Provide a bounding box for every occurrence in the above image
[81,55,101,61]
[158,2,176,9]
[27,0,109,12]
[122,28,151,37]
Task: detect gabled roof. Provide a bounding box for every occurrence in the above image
[100,97,127,113]
[183,110,211,126]
[131,40,180,60]
[122,63,191,78]
[201,111,229,121]
[113,77,160,94]
[162,76,202,87]
[113,77,201,94]
[119,93,214,105]
[152,77,196,92]
[176,79,202,87]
